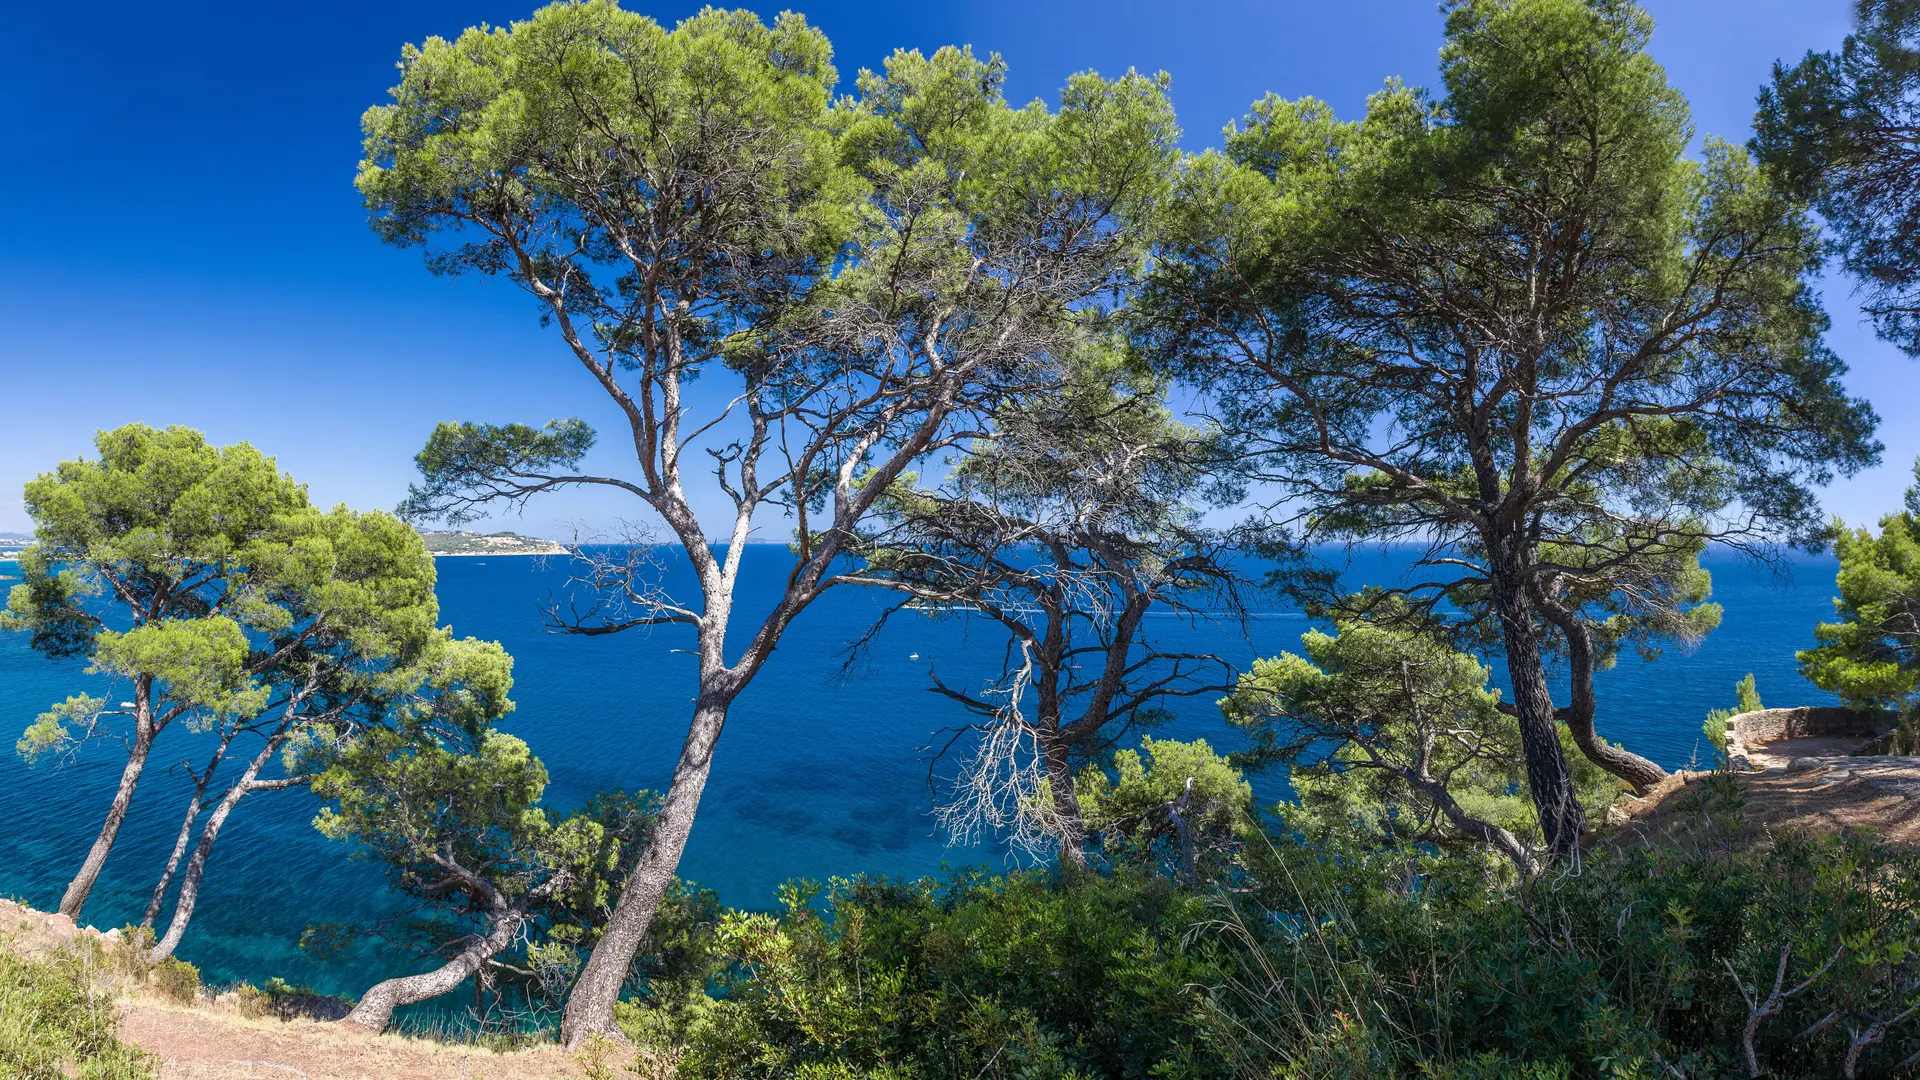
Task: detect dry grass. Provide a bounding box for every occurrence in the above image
[0,898,606,1080]
[119,999,588,1080]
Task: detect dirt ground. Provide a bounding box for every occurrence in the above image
[1742,734,1881,770]
[0,898,592,1080]
[119,1001,587,1080]
[1610,755,1920,849]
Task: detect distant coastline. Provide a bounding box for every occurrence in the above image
[417,530,568,557]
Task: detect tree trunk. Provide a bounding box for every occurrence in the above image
[142,793,203,932]
[1488,554,1585,862]
[1537,601,1668,792]
[1412,770,1540,876]
[342,906,528,1033]
[560,697,728,1046]
[149,739,278,961]
[61,682,156,918]
[143,728,236,929]
[1038,729,1088,871]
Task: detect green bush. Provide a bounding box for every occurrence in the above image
[150,956,199,1004]
[1703,675,1765,765]
[611,818,1919,1079]
[1208,829,1920,1078]
[0,940,155,1079]
[521,738,1920,1076]
[643,871,1233,1079]
[229,980,271,1019]
[100,926,155,984]
[255,976,354,1021]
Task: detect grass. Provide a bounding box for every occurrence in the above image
[0,933,156,1080]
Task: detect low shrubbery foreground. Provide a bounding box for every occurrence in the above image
[0,938,155,1079]
[2,779,1917,1078]
[584,806,1919,1078]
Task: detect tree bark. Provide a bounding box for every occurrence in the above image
[342,905,528,1033]
[142,792,203,933]
[61,678,155,919]
[149,737,285,961]
[1534,598,1669,792]
[1488,552,1585,862]
[559,696,728,1045]
[1412,770,1540,876]
[142,728,236,929]
[1393,660,1541,876]
[1038,729,1089,871]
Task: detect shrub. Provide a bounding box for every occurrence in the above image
[256,976,354,1021]
[1075,736,1256,885]
[149,957,199,1004]
[1703,674,1764,761]
[1206,829,1920,1078]
[229,981,271,1019]
[101,926,155,985]
[651,871,1233,1079]
[621,819,1919,1078]
[0,938,155,1079]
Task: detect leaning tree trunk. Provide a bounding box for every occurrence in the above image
[560,693,731,1045]
[150,737,293,961]
[1536,600,1668,792]
[142,788,206,932]
[1038,728,1089,871]
[342,904,529,1032]
[1488,555,1586,863]
[143,728,236,929]
[61,680,157,918]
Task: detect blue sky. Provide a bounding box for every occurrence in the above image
[1,0,1906,540]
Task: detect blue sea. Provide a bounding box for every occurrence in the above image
[0,545,1840,1000]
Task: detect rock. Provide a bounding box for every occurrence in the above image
[44,913,77,939]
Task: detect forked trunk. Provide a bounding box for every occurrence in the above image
[560,697,729,1046]
[143,729,236,929]
[342,905,528,1032]
[142,794,203,932]
[62,683,156,918]
[1414,770,1540,876]
[150,739,279,961]
[1488,553,1585,862]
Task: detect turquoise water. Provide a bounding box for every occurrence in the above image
[0,545,1839,997]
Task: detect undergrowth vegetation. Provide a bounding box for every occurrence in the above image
[582,770,1920,1080]
[0,937,155,1079]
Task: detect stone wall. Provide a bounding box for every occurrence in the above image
[1722,706,1899,771]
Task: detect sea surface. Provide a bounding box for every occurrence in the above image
[0,544,1842,1000]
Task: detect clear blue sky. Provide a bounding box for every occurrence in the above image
[1,0,1906,539]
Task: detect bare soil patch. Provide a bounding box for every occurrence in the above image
[1609,756,1920,850]
[119,1000,584,1080]
[1743,735,1876,770]
[1,898,586,1080]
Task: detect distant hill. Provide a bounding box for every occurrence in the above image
[417,530,568,557]
[0,531,573,558]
